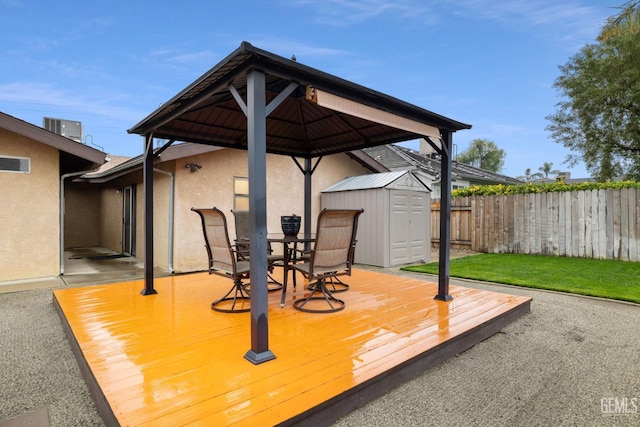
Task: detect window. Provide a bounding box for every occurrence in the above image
[0,156,30,173]
[234,176,249,211]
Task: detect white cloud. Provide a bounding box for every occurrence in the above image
[0,82,144,122]
[288,0,608,41]
[289,0,434,26]
[447,0,607,40]
[249,36,350,58]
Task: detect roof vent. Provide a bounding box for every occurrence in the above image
[43,117,83,143]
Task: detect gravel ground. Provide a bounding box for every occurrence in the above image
[0,288,103,426]
[1,264,638,426]
[333,270,640,427]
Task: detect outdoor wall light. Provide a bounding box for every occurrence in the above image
[185,163,202,172]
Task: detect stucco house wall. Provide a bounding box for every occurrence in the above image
[95,171,140,254]
[71,145,373,275]
[169,148,371,273]
[100,184,125,253]
[65,182,102,248]
[0,129,60,281]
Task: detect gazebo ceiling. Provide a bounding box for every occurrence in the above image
[128,42,471,157]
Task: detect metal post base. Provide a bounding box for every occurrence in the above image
[244,349,276,365]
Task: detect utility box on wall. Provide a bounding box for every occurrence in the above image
[321,171,431,268]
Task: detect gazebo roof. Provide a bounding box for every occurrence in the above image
[128,41,470,156]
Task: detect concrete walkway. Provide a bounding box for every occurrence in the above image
[1,254,638,426]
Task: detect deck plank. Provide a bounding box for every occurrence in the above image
[54,268,531,426]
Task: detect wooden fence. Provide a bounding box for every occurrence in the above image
[432,188,640,261]
[431,200,472,249]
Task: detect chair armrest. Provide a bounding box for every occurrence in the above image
[231,243,249,261]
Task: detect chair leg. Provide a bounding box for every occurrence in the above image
[327,276,349,292]
[243,266,283,293]
[280,268,288,308]
[293,278,345,313]
[308,274,349,292]
[267,270,284,291]
[211,278,250,313]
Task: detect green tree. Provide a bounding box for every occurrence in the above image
[538,162,560,179]
[456,139,505,172]
[599,1,640,41]
[546,3,640,181]
[518,168,543,182]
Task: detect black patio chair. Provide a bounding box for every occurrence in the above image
[289,209,363,313]
[192,207,250,313]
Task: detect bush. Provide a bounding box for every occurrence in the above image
[451,181,640,198]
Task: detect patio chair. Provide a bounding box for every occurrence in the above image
[191,207,250,313]
[231,209,285,291]
[311,238,357,293]
[295,228,359,293]
[289,208,363,313]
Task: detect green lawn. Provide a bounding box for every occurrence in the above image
[401,253,640,304]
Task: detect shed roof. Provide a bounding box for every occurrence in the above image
[323,170,430,193]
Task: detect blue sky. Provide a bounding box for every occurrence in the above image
[0,0,619,178]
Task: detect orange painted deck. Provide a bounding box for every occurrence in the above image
[53,269,531,426]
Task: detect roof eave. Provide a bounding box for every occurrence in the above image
[0,112,106,165]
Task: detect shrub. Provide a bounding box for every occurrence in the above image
[451,181,640,198]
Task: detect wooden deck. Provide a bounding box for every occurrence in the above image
[53,268,531,426]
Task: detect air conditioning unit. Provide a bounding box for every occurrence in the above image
[43,117,83,143]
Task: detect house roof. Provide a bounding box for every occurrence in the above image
[363,144,523,185]
[78,142,225,183]
[128,41,471,158]
[0,111,106,173]
[78,143,385,183]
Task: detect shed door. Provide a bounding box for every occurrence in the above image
[389,190,429,265]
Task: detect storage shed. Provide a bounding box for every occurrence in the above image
[321,170,431,267]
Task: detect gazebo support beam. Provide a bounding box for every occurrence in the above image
[292,156,322,247]
[435,130,453,301]
[141,133,158,296]
[140,137,175,296]
[244,69,276,365]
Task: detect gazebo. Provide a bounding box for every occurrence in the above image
[128,41,472,364]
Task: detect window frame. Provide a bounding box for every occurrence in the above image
[233,176,249,212]
[0,155,31,173]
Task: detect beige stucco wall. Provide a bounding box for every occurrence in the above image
[171,148,370,273]
[90,147,370,274]
[100,183,125,253]
[0,129,60,281]
[65,182,101,248]
[96,167,172,271]
[98,171,141,255]
[149,165,172,269]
